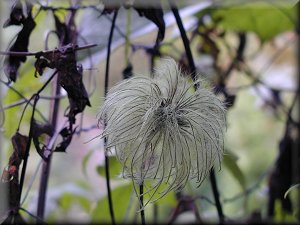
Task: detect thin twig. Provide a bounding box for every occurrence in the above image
[140,184,145,225]
[21,160,43,206]
[0,43,97,56]
[19,207,48,224]
[169,0,196,81]
[18,70,58,204]
[36,75,61,220]
[38,3,103,14]
[18,95,39,203]
[210,169,225,224]
[169,1,225,224]
[3,99,29,110]
[103,9,119,225]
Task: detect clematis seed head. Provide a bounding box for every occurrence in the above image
[98,58,226,203]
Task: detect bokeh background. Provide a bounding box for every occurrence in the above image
[0,0,299,223]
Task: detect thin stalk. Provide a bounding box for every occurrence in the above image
[36,76,61,220]
[168,0,196,81]
[18,95,39,203]
[210,168,225,224]
[19,71,58,203]
[104,10,118,225]
[125,8,131,65]
[169,1,225,224]
[140,184,145,225]
[153,203,158,224]
[0,43,97,56]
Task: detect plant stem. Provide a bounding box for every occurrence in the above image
[36,76,61,220]
[19,70,58,205]
[169,0,196,81]
[169,1,225,224]
[125,9,131,65]
[18,95,39,203]
[140,183,145,225]
[210,168,225,224]
[104,9,118,225]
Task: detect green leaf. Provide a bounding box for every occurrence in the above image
[59,192,91,213]
[274,199,297,223]
[223,150,246,190]
[207,2,296,42]
[284,183,300,199]
[91,183,132,223]
[82,150,94,177]
[96,156,122,179]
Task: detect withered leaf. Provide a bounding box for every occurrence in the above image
[31,120,54,160]
[56,51,91,124]
[4,10,36,82]
[54,127,75,152]
[133,3,165,42]
[53,13,71,45]
[34,44,91,124]
[34,57,51,77]
[3,1,24,28]
[0,132,28,212]
[53,12,90,124]
[11,132,29,165]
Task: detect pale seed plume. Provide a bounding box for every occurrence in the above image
[98,58,226,204]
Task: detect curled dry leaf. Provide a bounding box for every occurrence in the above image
[133,6,165,43]
[3,1,25,27]
[54,127,76,152]
[1,132,28,213]
[3,1,36,82]
[31,120,54,160]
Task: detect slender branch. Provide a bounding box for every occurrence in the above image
[140,184,145,225]
[38,3,103,14]
[210,168,225,224]
[19,207,48,224]
[21,161,43,206]
[18,71,58,129]
[169,1,224,224]
[169,0,196,81]
[153,203,158,224]
[0,43,97,56]
[3,99,29,110]
[36,75,61,220]
[103,10,119,225]
[125,9,132,65]
[18,95,39,203]
[18,70,58,203]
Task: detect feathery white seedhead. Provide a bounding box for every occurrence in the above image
[98,58,226,204]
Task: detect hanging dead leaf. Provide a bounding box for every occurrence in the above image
[31,120,54,160]
[54,126,76,152]
[4,6,36,82]
[3,1,25,28]
[133,2,165,43]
